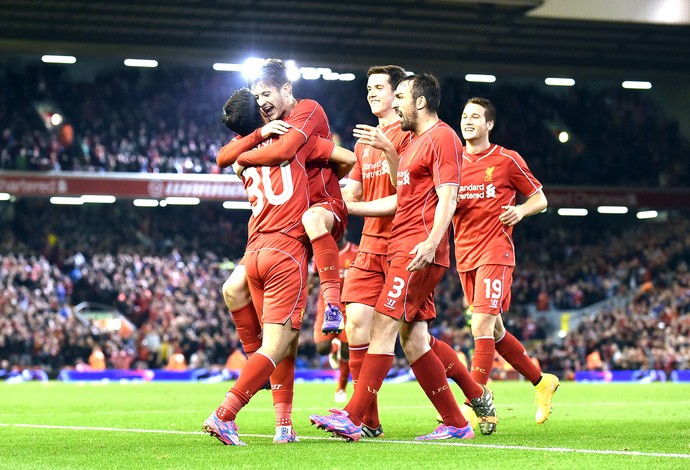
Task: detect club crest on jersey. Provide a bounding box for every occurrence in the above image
[485,166,495,182]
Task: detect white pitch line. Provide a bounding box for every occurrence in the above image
[1,423,688,459]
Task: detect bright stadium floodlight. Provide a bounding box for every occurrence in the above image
[597,206,629,214]
[622,80,652,90]
[545,77,575,87]
[42,55,76,64]
[322,71,340,80]
[124,58,158,68]
[50,196,84,205]
[299,67,320,80]
[465,74,496,83]
[242,57,265,80]
[338,73,356,81]
[133,199,159,207]
[558,131,569,143]
[0,193,10,201]
[51,113,63,126]
[213,63,243,72]
[636,210,658,219]
[557,208,588,216]
[223,201,252,210]
[164,197,200,206]
[81,195,116,204]
[285,60,301,82]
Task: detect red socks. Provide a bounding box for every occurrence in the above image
[348,344,380,428]
[231,302,262,357]
[271,356,295,427]
[496,331,542,384]
[344,353,393,427]
[310,233,341,309]
[470,337,495,385]
[429,336,482,400]
[410,350,467,428]
[217,353,275,421]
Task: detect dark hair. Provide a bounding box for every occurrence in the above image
[367,65,408,90]
[249,58,289,89]
[465,97,496,124]
[221,88,263,136]
[400,73,441,112]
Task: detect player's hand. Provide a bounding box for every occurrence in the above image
[260,120,291,139]
[499,205,524,226]
[353,124,393,151]
[407,239,438,271]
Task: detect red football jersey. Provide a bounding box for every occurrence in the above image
[242,135,332,245]
[387,121,463,267]
[453,144,542,271]
[351,120,412,255]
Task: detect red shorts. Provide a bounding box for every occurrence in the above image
[375,257,445,322]
[458,265,513,315]
[312,197,348,242]
[313,297,348,343]
[244,234,310,330]
[341,251,388,307]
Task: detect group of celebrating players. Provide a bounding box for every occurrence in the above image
[201,59,560,446]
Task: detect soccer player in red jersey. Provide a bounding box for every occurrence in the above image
[454,97,559,427]
[203,72,354,445]
[311,235,359,403]
[341,66,494,438]
[310,73,476,442]
[218,60,348,335]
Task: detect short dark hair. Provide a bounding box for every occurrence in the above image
[465,97,496,123]
[221,88,263,136]
[249,58,289,89]
[367,65,408,90]
[400,73,441,113]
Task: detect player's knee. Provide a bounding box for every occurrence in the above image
[223,278,249,311]
[471,313,495,338]
[301,209,322,231]
[400,336,426,363]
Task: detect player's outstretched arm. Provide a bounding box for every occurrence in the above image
[341,180,363,203]
[499,189,547,226]
[236,122,304,167]
[346,194,397,217]
[328,144,356,179]
[353,124,399,187]
[216,131,264,168]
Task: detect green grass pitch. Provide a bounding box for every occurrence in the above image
[1,380,689,469]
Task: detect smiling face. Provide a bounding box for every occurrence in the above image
[393,80,419,132]
[250,81,292,121]
[366,73,396,118]
[460,102,493,143]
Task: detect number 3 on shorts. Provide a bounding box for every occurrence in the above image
[387,276,405,299]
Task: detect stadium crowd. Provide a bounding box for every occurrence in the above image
[1,195,688,376]
[2,59,689,378]
[1,61,688,187]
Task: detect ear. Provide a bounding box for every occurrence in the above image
[487,120,495,131]
[416,95,427,110]
[282,82,292,97]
